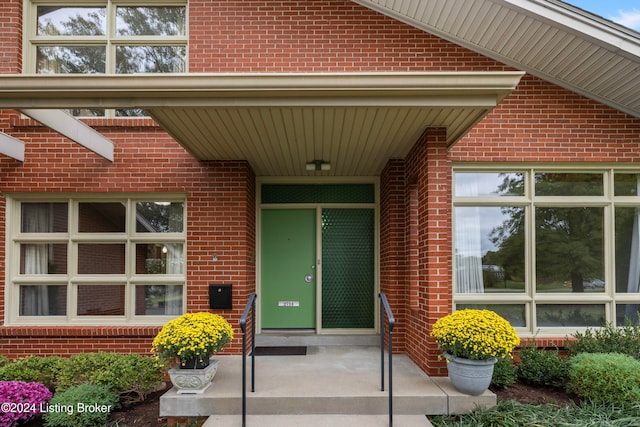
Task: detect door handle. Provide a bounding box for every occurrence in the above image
[304,273,313,283]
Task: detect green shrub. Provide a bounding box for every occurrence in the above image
[567,352,640,408]
[43,383,118,427]
[491,357,517,389]
[567,321,640,359]
[0,356,64,390]
[55,353,163,405]
[0,355,9,368]
[517,346,568,388]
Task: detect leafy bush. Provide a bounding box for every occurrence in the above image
[55,353,163,405]
[42,383,118,427]
[567,352,640,408]
[491,357,517,389]
[0,356,64,390]
[0,356,9,368]
[517,346,568,388]
[0,381,52,427]
[567,321,640,359]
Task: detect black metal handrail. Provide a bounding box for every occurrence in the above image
[379,292,395,427]
[240,293,257,427]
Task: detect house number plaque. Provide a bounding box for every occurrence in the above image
[278,301,300,307]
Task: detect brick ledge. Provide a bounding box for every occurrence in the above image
[0,325,161,338]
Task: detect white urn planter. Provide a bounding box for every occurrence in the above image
[168,359,219,394]
[444,353,497,396]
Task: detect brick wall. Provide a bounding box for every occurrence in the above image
[0,124,256,358]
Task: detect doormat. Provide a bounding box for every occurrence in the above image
[252,346,307,356]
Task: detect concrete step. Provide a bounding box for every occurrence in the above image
[160,346,495,420]
[255,333,380,347]
[202,414,433,427]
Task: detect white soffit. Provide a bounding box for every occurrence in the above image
[351,0,640,119]
[0,132,25,162]
[0,72,523,175]
[20,109,114,162]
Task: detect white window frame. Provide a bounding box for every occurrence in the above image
[5,193,187,325]
[23,0,188,117]
[453,165,640,338]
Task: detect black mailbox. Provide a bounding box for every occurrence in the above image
[209,284,232,309]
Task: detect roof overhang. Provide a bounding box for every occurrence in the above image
[0,72,524,175]
[351,0,640,119]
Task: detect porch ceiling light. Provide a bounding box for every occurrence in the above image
[306,160,330,171]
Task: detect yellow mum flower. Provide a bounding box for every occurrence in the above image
[151,312,234,368]
[431,309,520,360]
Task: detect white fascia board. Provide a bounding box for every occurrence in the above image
[20,109,114,162]
[0,132,25,162]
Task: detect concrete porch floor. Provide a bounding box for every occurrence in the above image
[160,346,496,426]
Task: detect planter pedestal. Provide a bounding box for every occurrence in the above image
[444,353,497,396]
[168,359,219,394]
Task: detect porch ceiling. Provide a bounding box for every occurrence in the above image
[0,72,523,176]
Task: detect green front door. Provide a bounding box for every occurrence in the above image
[261,209,316,329]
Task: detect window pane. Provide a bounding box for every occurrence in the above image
[136,202,184,233]
[136,243,184,274]
[615,173,640,196]
[20,285,67,316]
[116,46,186,74]
[116,7,186,36]
[21,202,67,232]
[454,172,524,196]
[115,108,148,117]
[535,207,604,292]
[615,207,640,293]
[63,108,105,117]
[78,244,125,274]
[457,304,525,327]
[537,304,605,327]
[616,304,640,325]
[20,244,67,274]
[37,6,106,36]
[36,46,106,74]
[455,206,525,293]
[79,202,126,232]
[535,173,603,196]
[77,285,124,315]
[135,285,183,315]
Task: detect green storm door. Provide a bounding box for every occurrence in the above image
[261,209,316,329]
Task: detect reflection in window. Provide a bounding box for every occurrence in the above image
[77,285,125,315]
[79,202,126,232]
[116,7,186,36]
[78,244,125,274]
[535,207,604,293]
[136,202,184,233]
[457,304,525,327]
[20,285,67,316]
[455,206,525,293]
[135,285,183,315]
[116,46,186,74]
[37,46,106,74]
[615,173,640,196]
[454,172,524,196]
[534,173,603,196]
[37,6,106,36]
[615,207,640,294]
[537,304,605,327]
[136,243,184,274]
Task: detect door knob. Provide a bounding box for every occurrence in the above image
[304,273,313,283]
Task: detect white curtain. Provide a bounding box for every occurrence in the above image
[455,182,484,293]
[626,177,640,321]
[22,205,51,315]
[165,243,184,315]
